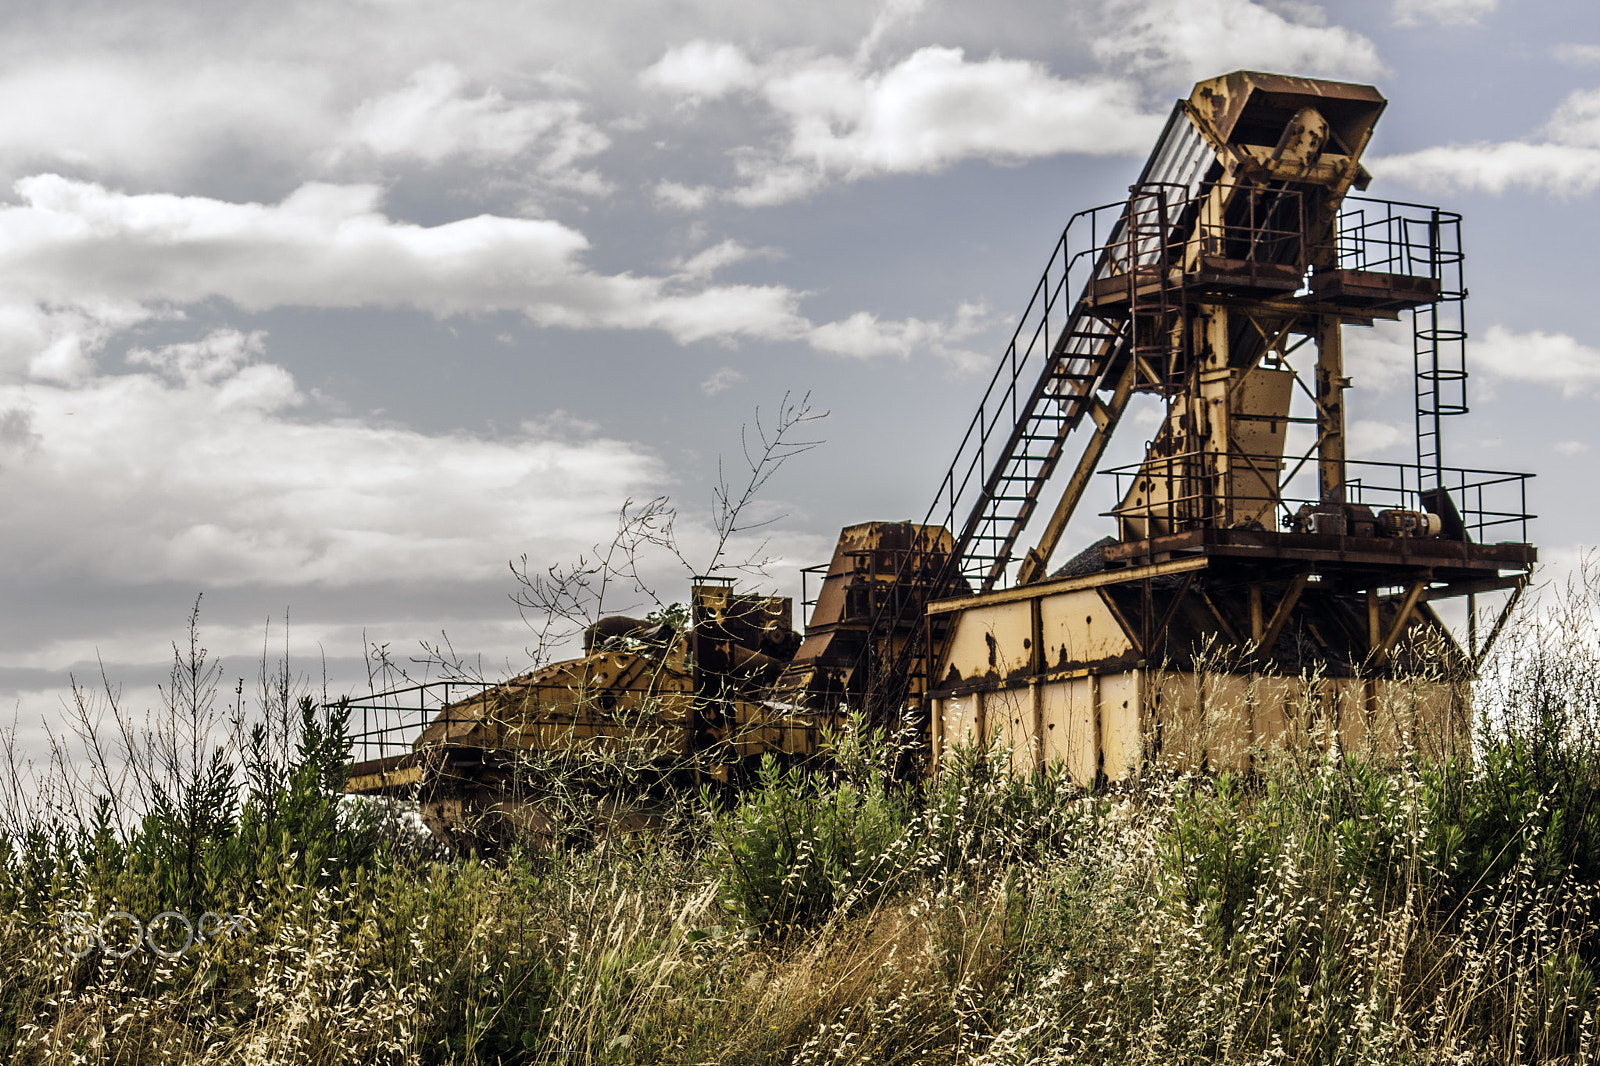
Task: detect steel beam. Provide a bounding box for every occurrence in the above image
[1373,579,1426,665]
[1016,358,1140,585]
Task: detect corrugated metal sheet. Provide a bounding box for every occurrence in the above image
[1116,107,1214,274]
[1143,106,1214,200]
[1051,107,1220,386]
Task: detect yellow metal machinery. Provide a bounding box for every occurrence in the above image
[775,522,959,713]
[343,580,820,851]
[345,71,1540,846]
[795,70,1536,777]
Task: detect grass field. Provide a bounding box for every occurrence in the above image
[2,569,1597,1065]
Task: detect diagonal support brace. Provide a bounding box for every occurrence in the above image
[1372,579,1426,667]
[1471,577,1528,674]
[1017,358,1140,584]
[1258,573,1309,653]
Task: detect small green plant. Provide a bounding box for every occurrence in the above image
[711,745,914,936]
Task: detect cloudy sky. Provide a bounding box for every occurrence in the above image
[1,0,1596,731]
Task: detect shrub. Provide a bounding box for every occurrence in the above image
[711,749,915,936]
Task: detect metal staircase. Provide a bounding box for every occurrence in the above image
[849,184,1192,722]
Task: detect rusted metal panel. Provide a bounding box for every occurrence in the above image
[774,521,957,714]
[1100,527,1537,572]
[1038,588,1135,669]
[928,557,1209,615]
[345,582,827,851]
[809,71,1527,782]
[1140,104,1215,198]
[937,598,1030,687]
[1142,669,1466,774]
[1099,672,1144,780]
[344,71,1544,838]
[1310,269,1442,310]
[984,686,1037,767]
[1039,677,1098,782]
[937,691,983,752]
[1187,71,1385,165]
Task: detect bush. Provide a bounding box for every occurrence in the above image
[711,747,915,936]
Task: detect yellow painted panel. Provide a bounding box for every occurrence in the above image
[1209,674,1257,770]
[940,692,983,752]
[984,686,1036,771]
[1227,366,1294,530]
[1040,677,1097,784]
[940,601,1035,684]
[1039,588,1133,669]
[1378,677,1466,760]
[1248,675,1290,752]
[1100,672,1143,779]
[1147,672,1270,772]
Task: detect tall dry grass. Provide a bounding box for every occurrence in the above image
[3,564,1600,1063]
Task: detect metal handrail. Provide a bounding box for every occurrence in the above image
[1101,454,1533,542]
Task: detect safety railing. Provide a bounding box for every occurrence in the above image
[925,180,1321,597]
[798,543,957,630]
[1330,197,1462,280]
[336,680,495,763]
[1325,196,1470,485]
[852,181,1327,718]
[1101,455,1532,544]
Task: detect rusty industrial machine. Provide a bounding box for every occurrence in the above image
[344,70,1536,845]
[342,580,822,851]
[795,70,1535,777]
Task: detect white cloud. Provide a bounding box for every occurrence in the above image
[1473,325,1600,398]
[342,62,611,191]
[0,173,1011,398]
[1545,88,1600,147]
[855,0,928,64]
[615,284,809,345]
[126,329,267,386]
[1347,419,1405,458]
[809,300,993,370]
[1346,322,1600,400]
[0,176,580,313]
[0,344,665,587]
[0,175,1022,369]
[0,301,159,385]
[765,48,1158,176]
[645,43,1165,205]
[699,366,745,395]
[0,58,330,184]
[0,36,631,199]
[1089,0,1385,89]
[1344,320,1415,390]
[639,40,760,100]
[1371,88,1600,198]
[727,164,825,209]
[0,175,824,359]
[653,180,715,211]
[1554,44,1600,66]
[1555,440,1591,455]
[1393,0,1497,27]
[670,238,780,278]
[1370,142,1600,198]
